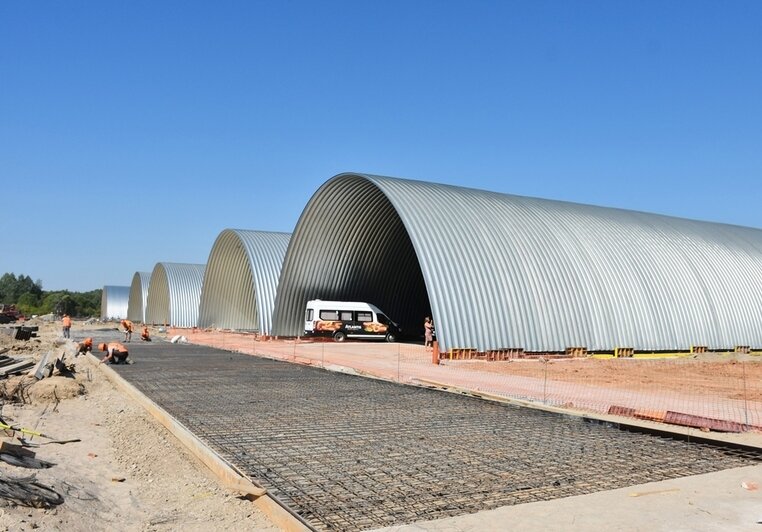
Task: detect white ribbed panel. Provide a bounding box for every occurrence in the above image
[145,263,206,328]
[100,285,130,320]
[197,229,290,333]
[272,173,762,352]
[127,271,151,323]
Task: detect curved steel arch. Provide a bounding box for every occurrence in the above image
[272,173,762,352]
[100,285,130,320]
[127,271,151,323]
[198,229,290,333]
[145,263,206,328]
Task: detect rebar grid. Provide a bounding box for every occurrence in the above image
[110,340,762,531]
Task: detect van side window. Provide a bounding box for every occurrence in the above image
[356,311,372,323]
[340,310,353,321]
[306,309,313,321]
[377,314,389,325]
[320,310,339,320]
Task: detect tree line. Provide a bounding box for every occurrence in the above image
[0,273,101,318]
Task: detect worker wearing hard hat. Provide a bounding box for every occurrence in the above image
[120,319,134,342]
[99,342,129,365]
[76,337,93,356]
[141,326,151,342]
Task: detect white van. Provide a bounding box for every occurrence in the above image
[304,300,402,342]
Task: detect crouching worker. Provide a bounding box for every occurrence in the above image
[141,326,151,342]
[76,337,93,356]
[99,342,129,365]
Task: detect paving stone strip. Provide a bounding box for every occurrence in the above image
[102,339,762,531]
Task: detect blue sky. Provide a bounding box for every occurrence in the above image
[2,1,761,292]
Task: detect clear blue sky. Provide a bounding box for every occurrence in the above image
[2,1,761,292]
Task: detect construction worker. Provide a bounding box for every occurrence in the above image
[141,325,151,342]
[99,342,129,365]
[76,337,93,356]
[120,319,134,342]
[62,314,72,339]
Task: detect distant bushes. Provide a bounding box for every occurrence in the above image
[0,272,101,318]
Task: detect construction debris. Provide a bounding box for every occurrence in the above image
[0,475,63,508]
[14,327,35,341]
[0,442,55,470]
[30,352,52,380]
[0,358,35,377]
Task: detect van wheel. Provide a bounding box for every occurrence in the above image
[385,332,397,343]
[333,331,347,342]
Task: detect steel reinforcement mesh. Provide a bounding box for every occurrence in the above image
[109,340,762,531]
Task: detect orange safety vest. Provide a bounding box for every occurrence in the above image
[121,320,134,332]
[107,342,128,353]
[83,337,93,348]
[62,316,72,327]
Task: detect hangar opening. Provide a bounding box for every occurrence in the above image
[272,175,431,342]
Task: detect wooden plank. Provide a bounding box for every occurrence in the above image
[0,359,35,376]
[29,352,52,380]
[0,441,35,458]
[54,351,67,374]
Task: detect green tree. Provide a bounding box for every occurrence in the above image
[40,292,65,315]
[55,294,77,316]
[0,273,43,303]
[2,273,100,317]
[16,292,41,316]
[72,289,101,317]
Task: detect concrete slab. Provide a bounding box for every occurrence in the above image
[373,464,762,532]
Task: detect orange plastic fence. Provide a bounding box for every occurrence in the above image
[170,329,762,433]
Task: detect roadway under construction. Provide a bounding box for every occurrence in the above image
[99,338,762,531]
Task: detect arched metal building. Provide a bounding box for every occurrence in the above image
[127,271,151,323]
[197,229,290,333]
[100,285,130,320]
[145,263,206,328]
[272,172,762,353]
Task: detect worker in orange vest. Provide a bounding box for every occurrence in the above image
[120,319,134,342]
[77,337,93,356]
[99,342,129,364]
[62,314,72,339]
[141,326,151,342]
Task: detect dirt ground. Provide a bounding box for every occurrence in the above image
[0,319,277,532]
[458,354,762,402]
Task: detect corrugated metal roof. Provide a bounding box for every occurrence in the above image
[100,285,130,320]
[145,263,206,328]
[197,229,291,333]
[127,271,151,323]
[272,173,762,352]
